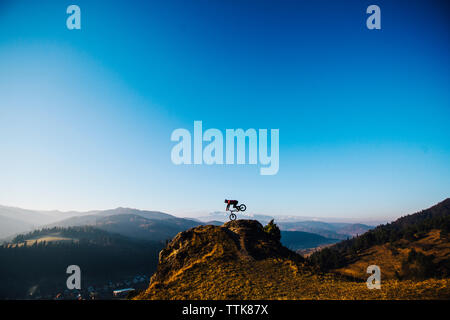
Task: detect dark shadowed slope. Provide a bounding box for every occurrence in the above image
[280,230,338,250]
[0,226,164,299]
[277,221,372,240]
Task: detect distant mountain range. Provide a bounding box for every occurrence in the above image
[47,211,201,242]
[196,211,373,240]
[0,206,199,242]
[0,205,82,227]
[0,205,79,239]
[1,205,372,244]
[44,208,347,249]
[277,221,372,240]
[197,211,387,225]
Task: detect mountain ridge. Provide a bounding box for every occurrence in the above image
[46,212,201,242]
[0,206,195,242]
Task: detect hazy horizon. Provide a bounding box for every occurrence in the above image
[3,199,446,225]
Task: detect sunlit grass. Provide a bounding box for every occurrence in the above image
[136,257,450,300]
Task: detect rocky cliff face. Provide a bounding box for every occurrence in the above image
[136,220,303,299]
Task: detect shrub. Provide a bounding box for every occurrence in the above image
[263,220,281,241]
[400,249,436,279]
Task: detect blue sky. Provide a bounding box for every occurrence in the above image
[0,0,449,220]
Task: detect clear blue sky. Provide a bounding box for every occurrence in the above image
[0,0,449,220]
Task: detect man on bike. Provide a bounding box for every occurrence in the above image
[224,199,239,211]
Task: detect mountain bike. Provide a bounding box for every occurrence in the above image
[224,199,246,220]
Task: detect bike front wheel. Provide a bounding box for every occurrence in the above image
[229,213,237,221]
[239,204,246,212]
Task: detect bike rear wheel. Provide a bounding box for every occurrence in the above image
[229,213,236,221]
[239,204,246,212]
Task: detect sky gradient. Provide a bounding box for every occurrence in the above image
[0,0,449,220]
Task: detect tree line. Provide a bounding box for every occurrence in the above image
[0,226,164,298]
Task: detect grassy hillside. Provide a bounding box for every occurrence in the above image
[309,199,450,280]
[334,229,450,280]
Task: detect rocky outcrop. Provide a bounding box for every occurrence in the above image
[137,220,303,299]
[150,220,300,284]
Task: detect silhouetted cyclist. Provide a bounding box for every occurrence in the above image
[224,199,247,221]
[225,199,239,211]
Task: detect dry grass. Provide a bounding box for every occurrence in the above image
[8,236,77,247]
[136,257,450,300]
[334,230,450,280]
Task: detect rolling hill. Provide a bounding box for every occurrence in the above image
[0,205,185,241]
[0,205,74,239]
[309,198,450,280]
[0,205,66,226]
[0,214,34,241]
[93,207,174,220]
[48,209,201,242]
